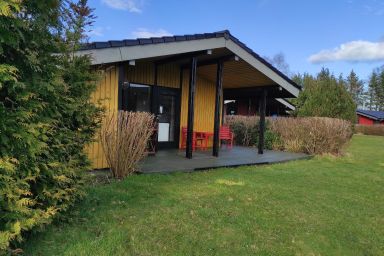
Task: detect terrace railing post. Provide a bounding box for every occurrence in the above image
[186,57,197,158]
[213,61,224,157]
[258,89,267,154]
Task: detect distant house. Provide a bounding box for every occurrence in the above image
[356,109,384,125]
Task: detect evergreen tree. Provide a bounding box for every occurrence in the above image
[0,0,101,251]
[377,67,384,111]
[295,68,356,122]
[367,71,379,110]
[346,70,364,107]
[367,66,384,111]
[338,73,346,91]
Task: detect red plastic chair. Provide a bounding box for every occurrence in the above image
[219,126,234,149]
[180,127,206,150]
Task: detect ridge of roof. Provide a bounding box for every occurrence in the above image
[80,30,230,50]
[81,30,301,90]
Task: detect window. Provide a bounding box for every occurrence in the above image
[127,83,151,112]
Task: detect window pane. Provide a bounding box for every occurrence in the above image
[128,83,151,112]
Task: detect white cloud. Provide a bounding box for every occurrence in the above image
[309,40,384,63]
[101,0,142,13]
[131,28,172,38]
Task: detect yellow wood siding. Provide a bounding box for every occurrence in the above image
[86,63,181,169]
[180,69,218,147]
[86,62,220,169]
[85,65,118,169]
[126,62,180,88]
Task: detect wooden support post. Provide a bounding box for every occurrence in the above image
[213,61,224,157]
[118,63,126,111]
[186,57,197,159]
[258,89,267,154]
[151,64,159,115]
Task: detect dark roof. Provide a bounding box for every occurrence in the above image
[81,30,301,90]
[356,109,384,120]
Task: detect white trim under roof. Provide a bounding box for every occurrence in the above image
[77,37,299,97]
[275,98,295,111]
[77,37,226,66]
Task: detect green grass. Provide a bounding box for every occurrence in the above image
[22,135,384,255]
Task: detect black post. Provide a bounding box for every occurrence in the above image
[186,57,197,159]
[118,63,126,110]
[213,61,224,157]
[258,89,267,154]
[151,64,159,114]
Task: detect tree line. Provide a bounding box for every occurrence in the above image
[295,67,384,112]
[339,66,384,111]
[266,53,384,112]
[365,66,384,111]
[290,66,384,123]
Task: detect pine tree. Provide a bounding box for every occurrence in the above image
[378,67,384,111]
[346,70,364,107]
[338,73,346,90]
[368,71,379,110]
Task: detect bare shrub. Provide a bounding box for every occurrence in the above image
[355,124,384,136]
[270,117,353,155]
[225,115,259,146]
[100,111,155,179]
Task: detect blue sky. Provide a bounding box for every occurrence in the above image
[87,0,384,84]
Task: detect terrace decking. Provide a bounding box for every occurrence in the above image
[139,146,310,173]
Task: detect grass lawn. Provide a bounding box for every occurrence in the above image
[22,135,384,255]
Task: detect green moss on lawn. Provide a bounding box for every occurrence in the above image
[22,135,384,255]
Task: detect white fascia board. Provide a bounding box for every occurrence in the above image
[77,37,226,65]
[225,39,300,97]
[78,47,122,64]
[276,98,296,110]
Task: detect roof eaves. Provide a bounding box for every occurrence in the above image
[356,110,384,120]
[226,33,301,91]
[79,30,301,91]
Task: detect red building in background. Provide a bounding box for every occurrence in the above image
[356,109,384,125]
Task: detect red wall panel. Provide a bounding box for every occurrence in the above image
[358,115,374,125]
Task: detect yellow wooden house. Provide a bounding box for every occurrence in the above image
[78,30,300,169]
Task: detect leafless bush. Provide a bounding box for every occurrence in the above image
[270,117,353,155]
[100,111,155,179]
[225,115,260,146]
[355,124,384,136]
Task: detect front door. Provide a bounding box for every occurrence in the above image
[156,87,180,149]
